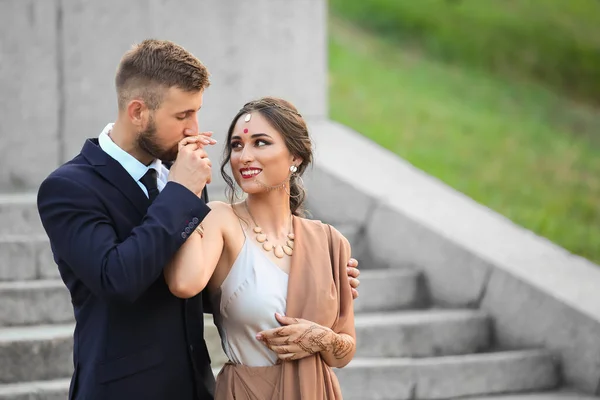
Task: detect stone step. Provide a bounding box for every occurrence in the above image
[0,318,228,385]
[0,266,424,325]
[205,309,491,367]
[355,309,490,357]
[202,308,487,366]
[336,350,558,400]
[0,280,71,327]
[0,235,56,282]
[1,383,593,400]
[466,392,600,400]
[0,194,42,236]
[0,379,69,400]
[354,268,427,313]
[203,309,491,364]
[0,324,560,399]
[0,324,73,384]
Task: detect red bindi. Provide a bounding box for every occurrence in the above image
[243,128,248,134]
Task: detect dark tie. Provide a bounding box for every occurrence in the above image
[140,169,159,203]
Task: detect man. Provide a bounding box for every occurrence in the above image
[37,39,360,400]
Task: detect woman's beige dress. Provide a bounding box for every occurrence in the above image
[211,217,355,399]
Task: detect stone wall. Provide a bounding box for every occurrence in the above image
[0,0,327,193]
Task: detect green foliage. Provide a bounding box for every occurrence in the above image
[329,0,600,103]
[329,17,600,264]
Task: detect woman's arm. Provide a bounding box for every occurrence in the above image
[320,330,355,368]
[322,226,356,367]
[164,201,229,298]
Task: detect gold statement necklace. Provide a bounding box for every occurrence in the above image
[244,200,294,259]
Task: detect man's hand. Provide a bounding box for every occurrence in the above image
[347,258,360,299]
[168,132,214,196]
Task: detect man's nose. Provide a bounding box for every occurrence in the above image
[184,118,199,136]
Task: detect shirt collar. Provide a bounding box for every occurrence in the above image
[98,123,163,182]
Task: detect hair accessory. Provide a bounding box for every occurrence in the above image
[239,102,302,118]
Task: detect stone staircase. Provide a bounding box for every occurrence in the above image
[0,193,598,400]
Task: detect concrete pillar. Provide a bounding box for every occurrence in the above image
[0,0,60,192]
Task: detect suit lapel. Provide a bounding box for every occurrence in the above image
[81,139,150,217]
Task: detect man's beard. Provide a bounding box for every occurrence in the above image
[137,116,178,163]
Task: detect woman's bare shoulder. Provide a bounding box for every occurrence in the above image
[206,201,238,223]
[207,200,232,211]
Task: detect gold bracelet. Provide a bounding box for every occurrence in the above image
[195,223,204,238]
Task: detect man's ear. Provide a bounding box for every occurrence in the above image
[127,99,149,129]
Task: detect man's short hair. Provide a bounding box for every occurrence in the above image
[115,39,210,110]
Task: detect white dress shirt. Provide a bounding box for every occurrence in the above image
[98,123,168,198]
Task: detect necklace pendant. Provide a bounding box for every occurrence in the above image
[286,240,294,249]
[283,245,293,256]
[263,242,274,252]
[287,233,295,240]
[256,233,267,243]
[274,245,285,259]
[253,227,263,234]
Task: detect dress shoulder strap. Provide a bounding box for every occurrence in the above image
[236,215,248,238]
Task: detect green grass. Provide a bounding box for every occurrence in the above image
[329,0,600,105]
[328,17,600,264]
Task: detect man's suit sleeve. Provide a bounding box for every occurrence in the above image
[37,174,210,303]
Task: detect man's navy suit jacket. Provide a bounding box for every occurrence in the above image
[37,139,215,400]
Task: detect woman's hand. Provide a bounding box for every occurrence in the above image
[257,314,332,361]
[257,313,354,363]
[183,129,218,147]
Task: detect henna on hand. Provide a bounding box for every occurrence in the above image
[292,324,333,355]
[331,333,353,359]
[260,317,354,363]
[291,325,353,360]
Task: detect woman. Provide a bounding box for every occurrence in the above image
[165,97,356,399]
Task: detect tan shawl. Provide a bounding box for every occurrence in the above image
[214,217,356,400]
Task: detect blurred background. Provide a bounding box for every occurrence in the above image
[327,0,600,266]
